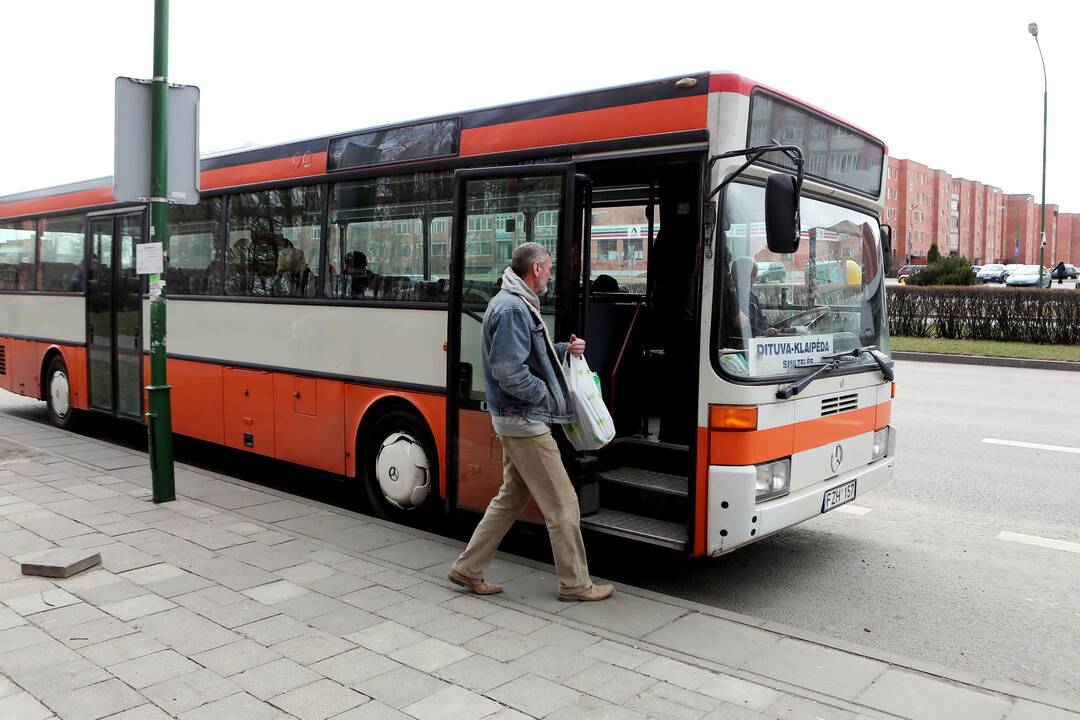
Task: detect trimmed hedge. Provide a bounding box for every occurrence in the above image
[887,285,1080,344]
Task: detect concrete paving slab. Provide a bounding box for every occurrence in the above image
[560,590,688,639]
[274,511,363,538]
[237,499,320,524]
[310,646,401,686]
[509,643,600,684]
[100,593,176,621]
[77,632,168,667]
[130,607,239,655]
[623,680,722,720]
[142,668,241,716]
[1004,700,1080,719]
[271,678,368,720]
[193,638,282,677]
[41,678,146,720]
[234,613,310,646]
[332,700,410,719]
[581,639,656,671]
[231,656,322,700]
[268,590,348,622]
[390,637,472,673]
[52,615,137,650]
[367,538,461,570]
[434,653,527,694]
[487,673,583,718]
[4,588,82,616]
[741,636,887,700]
[644,612,781,669]
[306,606,381,636]
[270,628,355,665]
[564,661,659,705]
[546,694,650,720]
[402,684,503,720]
[415,612,494,644]
[176,691,287,720]
[763,693,860,720]
[319,524,415,554]
[696,673,782,712]
[856,669,1012,720]
[94,542,160,573]
[200,489,279,510]
[463,627,545,663]
[26,600,107,631]
[355,665,449,709]
[0,691,53,720]
[108,648,200,689]
[299,571,375,598]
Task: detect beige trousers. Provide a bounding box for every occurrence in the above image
[452,431,591,593]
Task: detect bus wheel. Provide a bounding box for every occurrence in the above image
[45,355,77,430]
[363,409,436,521]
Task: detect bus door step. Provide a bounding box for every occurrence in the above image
[581,509,687,550]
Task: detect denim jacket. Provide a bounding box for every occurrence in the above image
[482,270,573,425]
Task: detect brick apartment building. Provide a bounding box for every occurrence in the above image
[883,157,1078,268]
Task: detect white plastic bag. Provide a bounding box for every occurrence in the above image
[561,354,615,451]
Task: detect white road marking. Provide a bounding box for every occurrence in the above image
[834,504,872,516]
[982,438,1080,455]
[997,531,1080,555]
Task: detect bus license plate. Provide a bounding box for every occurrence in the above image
[822,480,857,513]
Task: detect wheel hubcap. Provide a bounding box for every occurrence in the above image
[50,370,70,418]
[374,432,431,510]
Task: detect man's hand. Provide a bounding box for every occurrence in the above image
[568,334,586,357]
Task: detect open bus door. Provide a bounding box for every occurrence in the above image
[445,164,587,515]
[85,209,146,420]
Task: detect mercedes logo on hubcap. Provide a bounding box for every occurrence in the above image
[388,467,399,483]
[830,445,844,473]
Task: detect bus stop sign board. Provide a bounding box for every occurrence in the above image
[114,77,200,205]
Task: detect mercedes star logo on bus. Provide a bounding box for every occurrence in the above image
[830,445,844,473]
[388,467,399,483]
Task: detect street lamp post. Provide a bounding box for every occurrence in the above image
[1029,22,1048,288]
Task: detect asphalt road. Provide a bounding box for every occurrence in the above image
[3,360,1078,697]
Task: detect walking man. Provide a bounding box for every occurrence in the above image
[449,242,615,602]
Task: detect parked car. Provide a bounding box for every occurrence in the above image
[895,264,922,284]
[1002,264,1023,281]
[971,265,982,276]
[755,261,787,283]
[1005,265,1052,288]
[977,264,1007,283]
[1067,264,1080,279]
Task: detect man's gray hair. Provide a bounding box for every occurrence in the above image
[511,242,551,277]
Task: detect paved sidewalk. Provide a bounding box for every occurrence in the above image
[0,414,1076,720]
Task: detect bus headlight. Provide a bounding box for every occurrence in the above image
[755,459,790,502]
[871,427,890,462]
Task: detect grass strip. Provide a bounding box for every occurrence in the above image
[891,336,1080,362]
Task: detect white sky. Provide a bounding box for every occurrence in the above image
[2,0,1077,211]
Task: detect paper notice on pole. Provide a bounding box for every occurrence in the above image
[136,243,164,275]
[149,278,164,302]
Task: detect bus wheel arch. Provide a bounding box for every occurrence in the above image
[41,350,77,430]
[356,398,439,519]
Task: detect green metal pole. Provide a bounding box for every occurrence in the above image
[148,0,175,502]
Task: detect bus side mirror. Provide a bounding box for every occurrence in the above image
[765,174,799,254]
[880,224,893,275]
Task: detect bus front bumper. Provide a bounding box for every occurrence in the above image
[706,427,897,556]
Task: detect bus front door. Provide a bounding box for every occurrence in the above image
[446,164,585,514]
[86,211,144,419]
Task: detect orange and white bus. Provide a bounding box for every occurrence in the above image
[0,71,895,556]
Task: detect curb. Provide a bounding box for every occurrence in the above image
[893,351,1080,372]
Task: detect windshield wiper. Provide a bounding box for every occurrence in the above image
[825,345,894,382]
[775,346,893,400]
[775,355,855,399]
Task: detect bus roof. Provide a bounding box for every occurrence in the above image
[0,72,884,220]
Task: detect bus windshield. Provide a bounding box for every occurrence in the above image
[717,183,890,379]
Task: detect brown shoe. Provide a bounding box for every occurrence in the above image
[558,583,615,602]
[448,569,502,595]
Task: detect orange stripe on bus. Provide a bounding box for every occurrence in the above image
[709,403,887,466]
[694,426,709,557]
[875,400,891,429]
[0,188,115,220]
[459,95,708,157]
[202,154,328,191]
